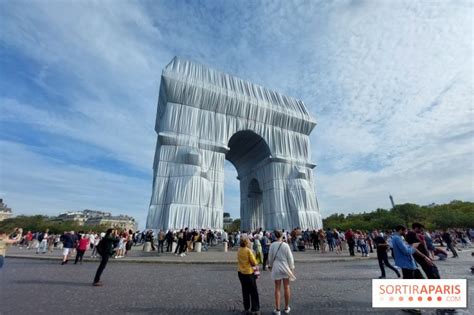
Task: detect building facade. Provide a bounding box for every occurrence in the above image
[223,212,234,230]
[86,215,137,231]
[56,209,137,231]
[0,198,12,222]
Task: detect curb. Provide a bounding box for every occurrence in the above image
[6,254,377,265]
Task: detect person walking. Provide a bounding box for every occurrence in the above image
[253,235,264,266]
[406,223,439,279]
[290,229,297,252]
[345,229,355,256]
[333,229,342,254]
[125,229,134,256]
[442,230,458,258]
[36,229,49,254]
[318,229,326,253]
[165,230,174,252]
[158,230,165,253]
[357,231,369,257]
[93,229,118,286]
[145,230,156,251]
[268,230,295,315]
[311,230,319,251]
[89,232,96,257]
[175,229,186,256]
[261,232,270,270]
[74,234,89,264]
[47,234,55,253]
[60,231,75,265]
[373,230,400,278]
[392,225,422,279]
[237,238,260,315]
[326,228,334,252]
[91,233,101,258]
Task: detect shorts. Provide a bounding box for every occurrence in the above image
[63,248,71,256]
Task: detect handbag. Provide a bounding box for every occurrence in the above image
[252,265,261,279]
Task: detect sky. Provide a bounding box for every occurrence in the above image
[0,0,473,229]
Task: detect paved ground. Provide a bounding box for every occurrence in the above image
[1,250,472,314]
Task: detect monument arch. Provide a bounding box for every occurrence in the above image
[146,57,322,231]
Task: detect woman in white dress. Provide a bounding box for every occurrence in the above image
[268,230,295,315]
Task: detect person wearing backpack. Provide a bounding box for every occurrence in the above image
[93,229,118,286]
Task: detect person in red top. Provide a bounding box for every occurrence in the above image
[74,234,90,265]
[345,229,355,256]
[25,231,33,249]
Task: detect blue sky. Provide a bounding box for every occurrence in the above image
[1,0,472,229]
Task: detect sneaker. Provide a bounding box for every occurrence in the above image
[92,281,103,287]
[284,306,291,314]
[378,276,386,279]
[273,310,281,315]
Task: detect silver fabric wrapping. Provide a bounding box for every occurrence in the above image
[146,57,322,231]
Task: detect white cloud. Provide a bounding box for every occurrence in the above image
[0,140,151,229]
[0,0,472,228]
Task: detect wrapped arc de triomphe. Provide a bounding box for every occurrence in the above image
[146,57,322,232]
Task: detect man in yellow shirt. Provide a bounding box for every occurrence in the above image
[237,238,260,314]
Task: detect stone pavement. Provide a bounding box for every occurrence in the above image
[6,244,381,264]
[0,250,472,315]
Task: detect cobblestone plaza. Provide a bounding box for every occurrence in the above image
[1,249,472,314]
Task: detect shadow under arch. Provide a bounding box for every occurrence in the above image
[226,130,271,175]
[226,130,271,231]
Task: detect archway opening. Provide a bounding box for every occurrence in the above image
[225,130,271,231]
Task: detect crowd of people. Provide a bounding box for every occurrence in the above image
[0,225,472,314]
[229,225,472,314]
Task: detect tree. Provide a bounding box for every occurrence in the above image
[391,203,421,227]
[320,201,473,231]
[227,219,241,233]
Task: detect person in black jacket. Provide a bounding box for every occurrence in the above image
[442,229,458,258]
[405,223,437,279]
[165,230,174,252]
[93,229,118,286]
[373,230,400,278]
